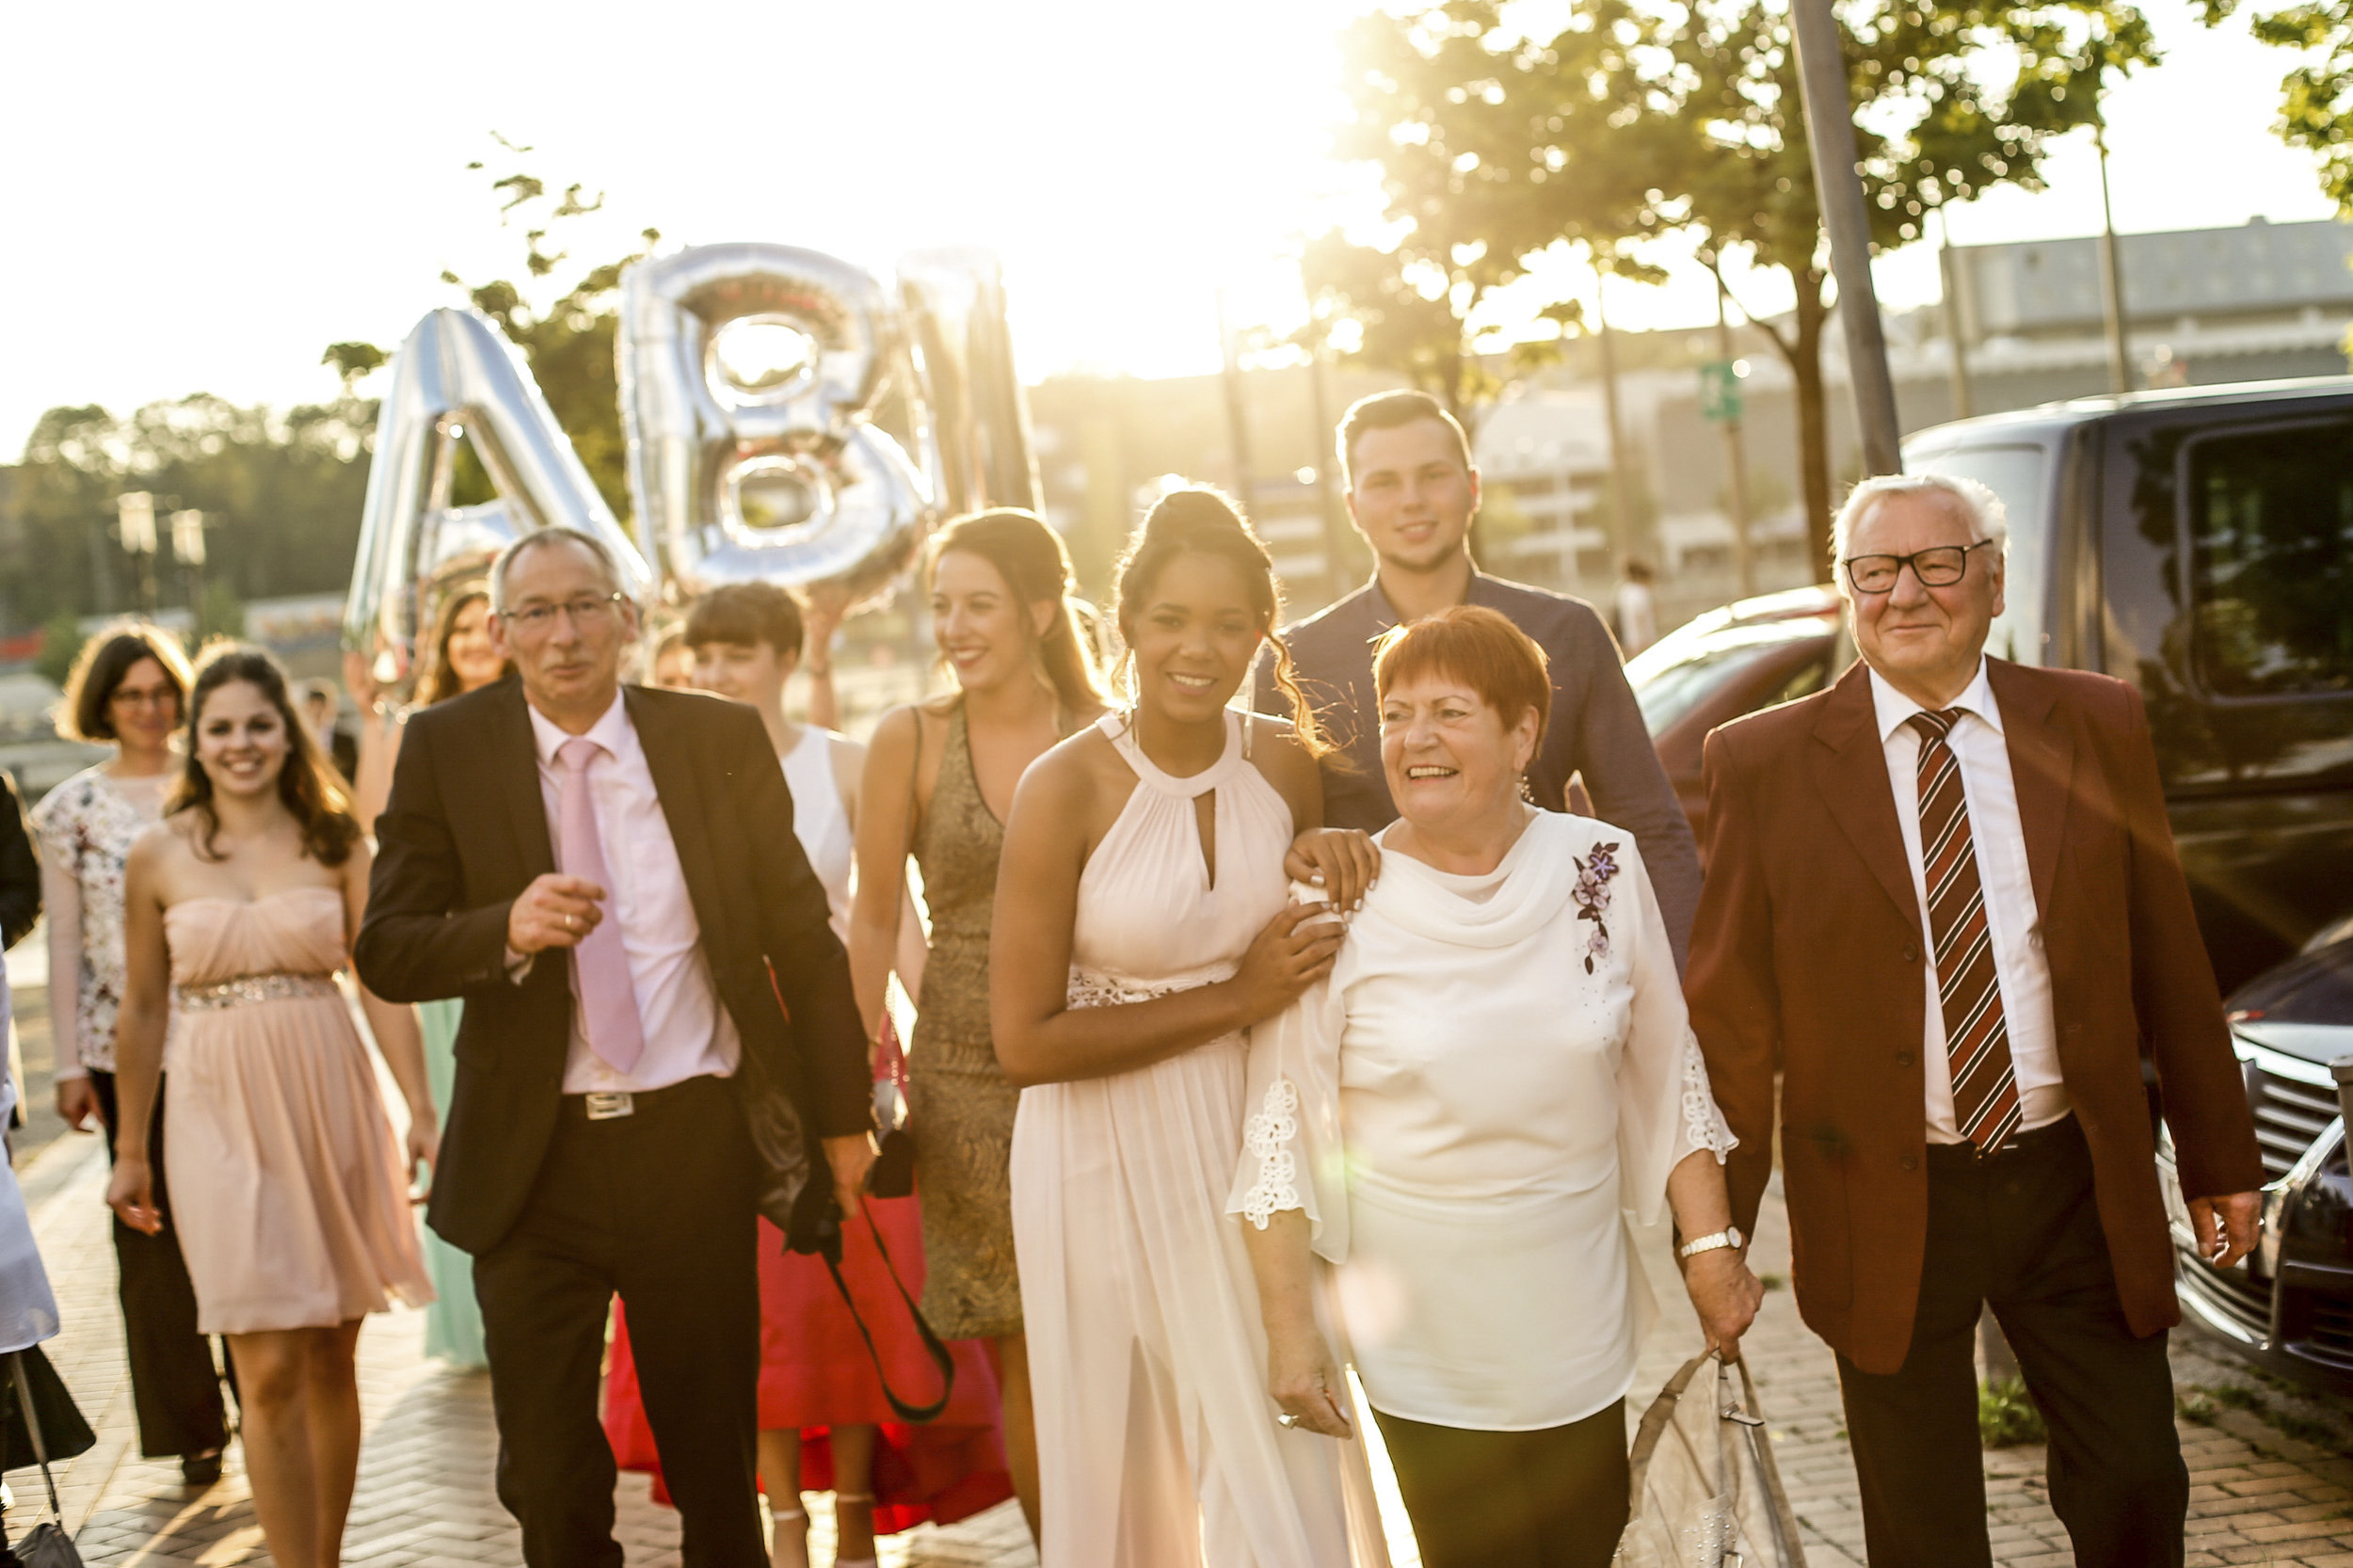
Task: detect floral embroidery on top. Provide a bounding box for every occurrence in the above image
[1572,840,1621,975]
[1240,1078,1303,1229]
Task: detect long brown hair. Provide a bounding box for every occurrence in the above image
[414,586,511,708]
[1111,486,1331,757]
[927,509,1106,716]
[169,643,362,867]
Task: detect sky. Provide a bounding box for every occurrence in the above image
[0,0,2340,452]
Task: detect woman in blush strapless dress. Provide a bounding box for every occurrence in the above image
[108,647,434,1568]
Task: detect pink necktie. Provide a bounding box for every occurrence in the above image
[556,737,647,1077]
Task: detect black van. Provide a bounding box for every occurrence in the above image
[1905,377,2353,998]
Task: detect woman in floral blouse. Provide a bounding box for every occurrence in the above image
[35,623,232,1485]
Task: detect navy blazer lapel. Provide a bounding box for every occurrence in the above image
[1808,662,1922,931]
[625,687,728,935]
[497,683,556,881]
[1987,660,2073,921]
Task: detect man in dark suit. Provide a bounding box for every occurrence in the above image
[1258,390,1701,965]
[1689,474,2264,1568]
[355,528,872,1568]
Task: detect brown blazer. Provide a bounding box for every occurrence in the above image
[1688,659,2263,1374]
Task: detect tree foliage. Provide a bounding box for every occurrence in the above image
[328,148,659,522]
[1319,0,2156,562]
[2202,0,2353,209]
[5,394,375,632]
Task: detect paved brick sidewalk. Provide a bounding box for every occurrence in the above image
[12,1124,2348,1566]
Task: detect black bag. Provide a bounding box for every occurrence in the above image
[2,1350,88,1568]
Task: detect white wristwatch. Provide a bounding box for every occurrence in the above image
[1676,1225,1745,1260]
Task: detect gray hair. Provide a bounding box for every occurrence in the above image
[1830,473,2009,572]
[488,527,624,612]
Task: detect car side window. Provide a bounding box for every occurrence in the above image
[2184,421,2353,698]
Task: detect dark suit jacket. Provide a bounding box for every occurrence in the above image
[354,679,870,1256]
[1688,659,2263,1374]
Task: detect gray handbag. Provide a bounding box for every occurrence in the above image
[1616,1350,1807,1568]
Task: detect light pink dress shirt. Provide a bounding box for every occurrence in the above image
[524,694,741,1095]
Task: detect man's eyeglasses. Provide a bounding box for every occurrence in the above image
[1841,539,1996,596]
[109,687,178,709]
[498,593,626,634]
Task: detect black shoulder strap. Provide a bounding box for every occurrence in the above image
[799,1206,956,1423]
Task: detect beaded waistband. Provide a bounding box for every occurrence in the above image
[180,972,341,1010]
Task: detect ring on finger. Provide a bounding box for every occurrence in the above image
[1276,1412,1302,1429]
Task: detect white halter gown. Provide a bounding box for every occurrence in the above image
[1010,711,1390,1567]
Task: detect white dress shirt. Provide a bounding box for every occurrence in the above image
[525,694,740,1095]
[1869,662,2070,1143]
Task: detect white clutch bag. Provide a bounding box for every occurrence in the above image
[1615,1350,1809,1568]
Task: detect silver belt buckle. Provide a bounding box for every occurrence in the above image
[584,1091,634,1121]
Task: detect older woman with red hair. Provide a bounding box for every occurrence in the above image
[1231,605,1764,1568]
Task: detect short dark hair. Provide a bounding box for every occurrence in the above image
[683,583,806,661]
[59,622,192,744]
[1337,390,1473,488]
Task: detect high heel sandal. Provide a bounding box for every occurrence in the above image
[833,1490,878,1568]
[768,1501,810,1568]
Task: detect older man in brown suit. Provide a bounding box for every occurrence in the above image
[1689,472,2264,1568]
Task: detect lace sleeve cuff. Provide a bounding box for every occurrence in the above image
[1240,1077,1305,1229]
[1680,1032,1737,1163]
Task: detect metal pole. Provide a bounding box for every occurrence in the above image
[1714,277,1757,600]
[1305,348,1356,601]
[1788,0,1904,477]
[2094,121,2133,397]
[1594,267,1634,576]
[1214,289,1257,506]
[1937,209,1975,420]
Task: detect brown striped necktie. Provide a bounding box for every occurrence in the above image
[1907,709,2022,1152]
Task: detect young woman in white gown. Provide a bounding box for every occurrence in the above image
[992,488,1390,1568]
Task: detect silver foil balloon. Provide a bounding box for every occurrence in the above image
[620,244,930,605]
[897,248,1042,515]
[344,306,656,692]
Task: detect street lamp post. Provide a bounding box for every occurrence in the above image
[1787,0,1905,483]
[116,491,160,617]
[170,510,207,633]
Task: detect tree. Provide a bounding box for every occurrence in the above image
[1333,0,2158,565]
[326,148,659,521]
[6,394,375,632]
[2201,0,2353,209]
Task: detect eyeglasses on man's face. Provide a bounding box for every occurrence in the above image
[498,593,626,635]
[1841,539,1996,596]
[110,685,179,710]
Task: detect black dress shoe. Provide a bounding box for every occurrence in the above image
[182,1449,224,1487]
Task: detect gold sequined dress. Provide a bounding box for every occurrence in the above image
[907,704,1025,1340]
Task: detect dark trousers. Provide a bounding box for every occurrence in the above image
[1374,1399,1629,1568]
[472,1075,763,1568]
[1836,1115,2186,1568]
[88,1070,232,1460]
